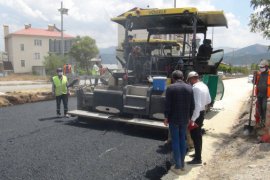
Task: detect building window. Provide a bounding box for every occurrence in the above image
[20,44,24,51]
[33,53,40,60]
[21,60,25,67]
[34,39,42,46]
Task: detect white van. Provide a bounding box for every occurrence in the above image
[217,71,224,76]
[248,74,254,83]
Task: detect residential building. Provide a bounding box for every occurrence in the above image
[3,24,74,74]
[0,51,12,76]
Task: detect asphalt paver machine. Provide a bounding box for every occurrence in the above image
[68,7,228,128]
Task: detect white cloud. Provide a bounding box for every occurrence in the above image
[207,12,269,48]
[0,0,49,21]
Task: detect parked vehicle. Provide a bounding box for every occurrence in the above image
[248,74,254,83]
[68,7,228,128]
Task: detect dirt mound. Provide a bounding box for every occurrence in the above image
[0,88,76,107]
[0,91,54,107]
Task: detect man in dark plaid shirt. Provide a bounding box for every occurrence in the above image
[164,70,195,175]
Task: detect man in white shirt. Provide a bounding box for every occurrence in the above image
[186,71,211,164]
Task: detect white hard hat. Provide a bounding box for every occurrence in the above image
[259,59,269,67]
[187,71,199,80]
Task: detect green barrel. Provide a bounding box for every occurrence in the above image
[202,74,224,102]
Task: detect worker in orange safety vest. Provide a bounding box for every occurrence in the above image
[255,59,270,127]
[63,64,72,75]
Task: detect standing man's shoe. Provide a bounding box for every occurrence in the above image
[57,113,61,118]
[64,114,70,118]
[189,153,196,157]
[170,166,185,175]
[187,159,202,165]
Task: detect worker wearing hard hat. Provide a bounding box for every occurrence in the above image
[186,71,211,165]
[52,68,70,118]
[255,59,270,127]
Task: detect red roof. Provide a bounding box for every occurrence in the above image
[11,27,74,39]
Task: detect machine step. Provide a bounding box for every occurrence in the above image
[68,110,167,129]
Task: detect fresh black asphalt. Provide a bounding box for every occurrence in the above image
[0,97,172,180]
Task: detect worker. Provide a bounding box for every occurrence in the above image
[99,64,106,76]
[186,71,211,165]
[63,63,72,75]
[164,70,195,175]
[52,68,70,118]
[197,39,213,61]
[125,35,133,63]
[255,59,270,127]
[92,62,100,86]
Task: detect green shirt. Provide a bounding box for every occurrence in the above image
[52,75,68,96]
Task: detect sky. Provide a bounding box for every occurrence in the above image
[0,0,269,51]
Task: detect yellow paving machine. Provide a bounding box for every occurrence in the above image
[68,7,227,128]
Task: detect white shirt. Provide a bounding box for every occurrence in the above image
[191,81,211,122]
[93,64,100,75]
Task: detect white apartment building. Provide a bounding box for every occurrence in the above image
[4,24,74,74]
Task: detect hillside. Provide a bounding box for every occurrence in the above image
[98,44,270,65]
[99,46,117,64]
[223,44,270,65]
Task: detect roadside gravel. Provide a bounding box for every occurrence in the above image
[199,101,270,180]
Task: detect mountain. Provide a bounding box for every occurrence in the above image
[218,47,238,54]
[98,44,270,65]
[99,46,116,54]
[223,44,270,65]
[99,46,117,64]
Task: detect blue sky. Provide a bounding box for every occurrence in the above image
[212,0,252,25]
[0,0,269,51]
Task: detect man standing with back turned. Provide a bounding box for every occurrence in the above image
[164,70,195,175]
[187,71,211,165]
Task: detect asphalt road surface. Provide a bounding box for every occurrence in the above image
[0,97,171,180]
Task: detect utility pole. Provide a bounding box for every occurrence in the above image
[212,27,214,47]
[58,1,68,56]
[174,0,176,8]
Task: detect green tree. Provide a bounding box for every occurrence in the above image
[43,54,67,76]
[249,0,270,40]
[251,63,259,71]
[69,36,99,75]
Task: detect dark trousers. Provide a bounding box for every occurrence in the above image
[257,96,267,124]
[94,77,99,86]
[56,94,68,115]
[190,111,205,161]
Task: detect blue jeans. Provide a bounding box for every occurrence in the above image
[169,123,187,169]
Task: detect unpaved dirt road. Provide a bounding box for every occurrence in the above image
[0,81,51,92]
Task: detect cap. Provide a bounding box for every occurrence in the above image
[56,68,63,72]
[259,59,269,67]
[187,71,199,80]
